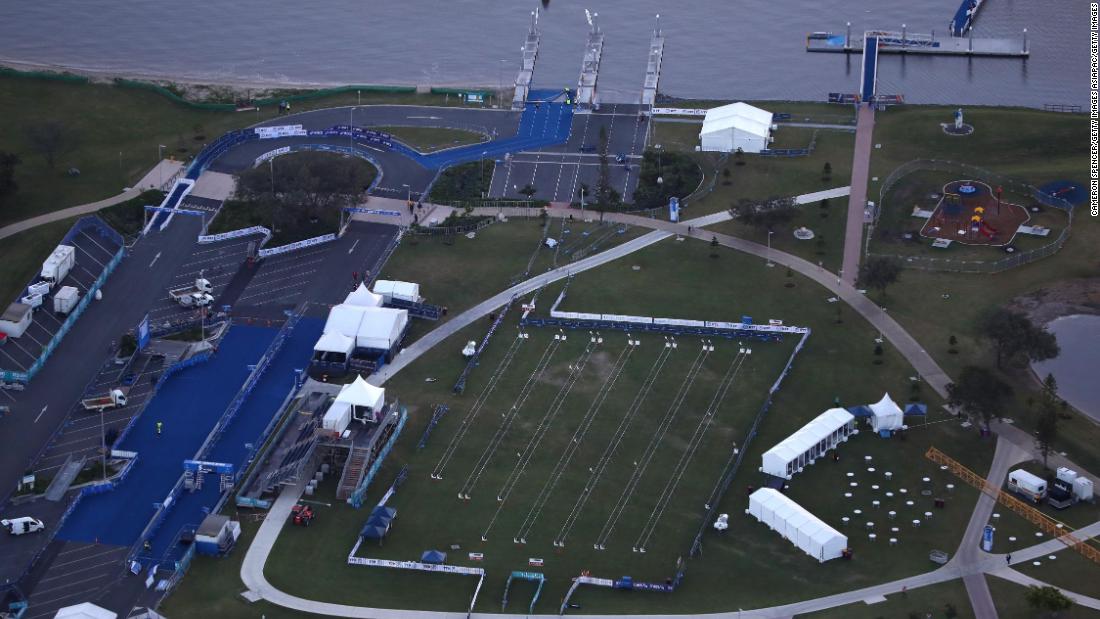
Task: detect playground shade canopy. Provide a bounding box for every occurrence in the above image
[345,282,384,307]
[54,603,117,619]
[868,392,904,433]
[747,488,848,562]
[699,102,774,154]
[761,408,856,479]
[373,279,421,303]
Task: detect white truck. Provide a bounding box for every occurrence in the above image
[2,516,45,536]
[41,245,76,288]
[81,388,128,411]
[169,278,214,308]
[1007,469,1047,503]
[53,286,79,315]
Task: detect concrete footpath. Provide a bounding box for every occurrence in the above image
[841,105,875,285]
[0,159,181,242]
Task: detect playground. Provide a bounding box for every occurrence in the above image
[919,180,1030,246]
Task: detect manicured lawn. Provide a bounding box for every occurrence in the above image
[1012,547,1100,601]
[372,125,487,153]
[799,578,972,618]
[243,233,993,615]
[0,74,480,227]
[987,575,1100,619]
[0,217,76,305]
[98,189,164,238]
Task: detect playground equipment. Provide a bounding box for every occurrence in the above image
[502,571,545,614]
[925,447,1100,564]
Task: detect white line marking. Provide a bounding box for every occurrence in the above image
[149,252,162,268]
[34,405,48,423]
[348,239,360,254]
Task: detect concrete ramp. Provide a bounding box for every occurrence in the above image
[45,455,86,502]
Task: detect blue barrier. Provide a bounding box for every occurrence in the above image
[349,406,407,508]
[454,296,515,393]
[950,0,981,37]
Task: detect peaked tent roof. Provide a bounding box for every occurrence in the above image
[336,375,385,410]
[421,550,447,564]
[701,102,774,138]
[868,392,904,432]
[314,330,355,354]
[345,283,384,307]
[55,603,118,619]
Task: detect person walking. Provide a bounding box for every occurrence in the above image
[1006,553,1012,564]
[156,421,163,436]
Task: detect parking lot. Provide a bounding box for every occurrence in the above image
[0,222,123,400]
[487,104,650,204]
[234,221,399,312]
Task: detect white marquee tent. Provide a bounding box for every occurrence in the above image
[868,392,905,433]
[373,280,421,304]
[761,408,856,479]
[747,488,847,562]
[699,102,775,154]
[54,603,117,619]
[345,283,384,307]
[323,375,387,432]
[313,330,355,357]
[320,304,408,352]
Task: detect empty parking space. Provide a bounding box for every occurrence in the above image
[145,236,260,328]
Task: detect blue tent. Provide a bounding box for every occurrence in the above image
[904,403,928,416]
[421,550,447,564]
[360,524,387,540]
[847,405,872,418]
[371,505,397,520]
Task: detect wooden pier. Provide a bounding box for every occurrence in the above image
[807,28,1028,58]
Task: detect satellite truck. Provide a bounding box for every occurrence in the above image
[81,387,128,411]
[169,277,214,308]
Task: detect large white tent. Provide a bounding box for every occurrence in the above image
[747,488,847,562]
[345,283,384,307]
[323,375,387,433]
[313,330,355,357]
[868,392,905,433]
[761,408,857,479]
[54,603,117,619]
[320,304,408,352]
[373,280,421,304]
[699,102,774,153]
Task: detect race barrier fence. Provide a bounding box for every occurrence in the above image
[349,406,407,508]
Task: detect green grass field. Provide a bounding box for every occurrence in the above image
[987,576,1100,618]
[372,125,487,153]
[799,578,972,618]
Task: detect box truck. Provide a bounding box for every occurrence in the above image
[1007,469,1047,503]
[41,245,75,287]
[53,286,79,315]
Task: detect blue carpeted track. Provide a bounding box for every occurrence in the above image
[57,318,324,557]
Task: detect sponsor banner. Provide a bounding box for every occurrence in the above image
[348,556,485,576]
[578,576,616,587]
[198,226,271,244]
[602,314,652,324]
[137,313,151,350]
[654,317,706,327]
[768,319,784,326]
[257,233,337,258]
[528,557,544,567]
[669,196,680,223]
[652,107,708,116]
[343,207,403,217]
[254,125,306,139]
[468,552,484,561]
[254,146,291,166]
[143,206,206,217]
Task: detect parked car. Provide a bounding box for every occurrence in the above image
[2,517,45,536]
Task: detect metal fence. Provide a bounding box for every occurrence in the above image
[867,159,1075,273]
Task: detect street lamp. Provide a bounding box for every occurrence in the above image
[766,230,775,267]
[157,144,166,187]
[402,183,411,205]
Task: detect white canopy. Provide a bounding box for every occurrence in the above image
[373,280,420,303]
[868,392,904,433]
[345,283,384,307]
[747,488,847,562]
[324,375,386,432]
[336,375,386,411]
[313,330,355,355]
[324,304,367,338]
[55,603,117,619]
[700,102,774,154]
[322,304,408,351]
[761,408,856,479]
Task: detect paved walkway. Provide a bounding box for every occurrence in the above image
[0,159,182,242]
[988,568,1100,611]
[841,105,875,285]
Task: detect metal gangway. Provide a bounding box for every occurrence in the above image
[640,15,665,108]
[512,8,541,110]
[574,10,604,111]
[860,35,879,104]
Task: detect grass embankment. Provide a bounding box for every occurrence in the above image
[98,189,164,237]
[183,233,996,616]
[372,126,487,153]
[0,73,476,228]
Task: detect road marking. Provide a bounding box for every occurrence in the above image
[407,115,442,120]
[34,405,48,423]
[149,252,162,268]
[348,240,360,254]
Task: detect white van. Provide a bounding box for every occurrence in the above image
[2,517,45,535]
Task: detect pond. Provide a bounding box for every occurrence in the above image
[1031,314,1100,423]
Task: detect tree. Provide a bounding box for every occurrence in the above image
[1025,585,1073,617]
[736,196,798,230]
[873,343,884,364]
[26,121,78,169]
[0,151,19,202]
[948,334,959,354]
[979,308,1060,369]
[592,126,621,220]
[947,365,1013,431]
[710,235,719,258]
[821,161,832,182]
[518,184,537,199]
[858,256,903,299]
[1035,373,1060,469]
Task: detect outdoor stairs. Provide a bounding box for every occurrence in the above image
[44,456,86,502]
[336,447,371,501]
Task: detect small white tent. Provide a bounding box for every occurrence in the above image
[323,375,386,433]
[345,283,384,307]
[868,393,905,433]
[54,603,117,619]
[747,488,847,562]
[699,102,774,153]
[761,408,856,479]
[313,331,355,357]
[373,280,421,303]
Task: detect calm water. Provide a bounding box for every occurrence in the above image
[0,0,1087,107]
[1032,314,1100,421]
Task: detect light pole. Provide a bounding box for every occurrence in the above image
[498,59,508,106]
[766,230,775,267]
[157,144,166,187]
[100,408,107,481]
[402,183,411,206]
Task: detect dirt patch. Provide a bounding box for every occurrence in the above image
[1006,278,1100,325]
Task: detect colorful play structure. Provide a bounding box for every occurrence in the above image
[923,180,1026,245]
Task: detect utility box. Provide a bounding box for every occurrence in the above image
[53,286,79,315]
